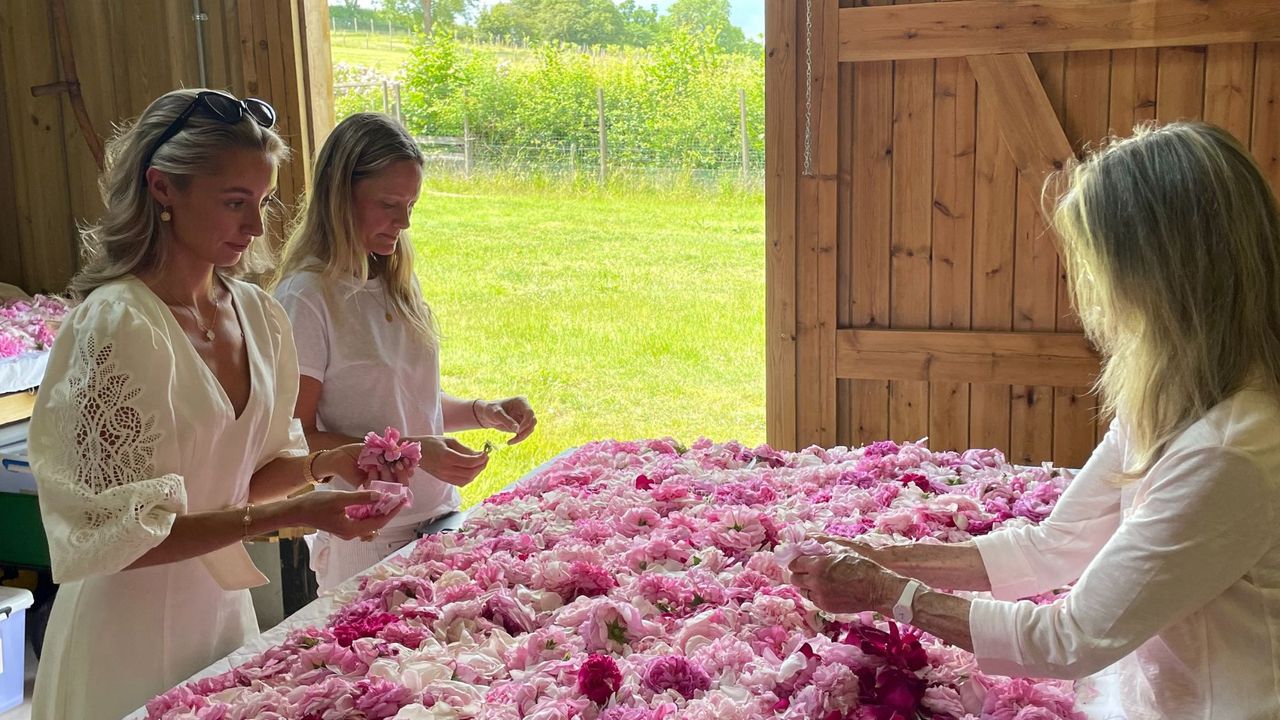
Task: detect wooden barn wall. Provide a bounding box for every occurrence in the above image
[0,0,334,294]
[766,0,1280,467]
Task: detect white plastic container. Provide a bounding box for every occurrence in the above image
[0,585,34,713]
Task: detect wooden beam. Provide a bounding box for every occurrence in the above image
[836,329,1100,387]
[967,53,1076,205]
[839,0,1280,62]
[765,0,798,449]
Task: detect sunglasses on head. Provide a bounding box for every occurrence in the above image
[140,91,277,185]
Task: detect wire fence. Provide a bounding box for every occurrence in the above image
[334,82,766,190]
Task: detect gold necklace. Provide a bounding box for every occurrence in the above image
[181,298,217,341]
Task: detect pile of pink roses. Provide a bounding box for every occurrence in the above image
[0,294,69,359]
[147,438,1085,720]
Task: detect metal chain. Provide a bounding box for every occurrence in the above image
[802,0,814,177]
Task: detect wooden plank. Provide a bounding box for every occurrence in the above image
[836,61,854,446]
[207,0,245,93]
[1252,42,1280,196]
[889,52,934,444]
[970,90,1016,453]
[0,391,36,426]
[1006,53,1065,465]
[765,0,798,449]
[1157,46,1207,121]
[1056,49,1111,468]
[838,0,1280,62]
[124,0,164,119]
[1204,44,1257,143]
[61,0,115,246]
[795,0,840,447]
[928,56,976,453]
[849,1,895,448]
[1109,47,1159,136]
[966,54,1076,209]
[104,2,137,118]
[298,0,335,155]
[1,2,76,293]
[266,0,301,241]
[836,329,1099,386]
[238,0,262,98]
[0,23,22,287]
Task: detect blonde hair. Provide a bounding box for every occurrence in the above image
[273,113,437,346]
[71,89,289,300]
[1053,122,1280,475]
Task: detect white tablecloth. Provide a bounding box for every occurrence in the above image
[0,351,47,394]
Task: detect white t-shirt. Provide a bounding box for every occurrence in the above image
[273,269,459,527]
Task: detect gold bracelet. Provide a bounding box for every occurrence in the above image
[241,503,254,538]
[302,449,328,486]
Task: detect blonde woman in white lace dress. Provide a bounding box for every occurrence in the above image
[28,90,407,720]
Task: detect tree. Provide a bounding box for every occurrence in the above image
[618,0,659,47]
[660,0,749,54]
[476,0,625,47]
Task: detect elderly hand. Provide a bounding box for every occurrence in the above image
[789,552,907,616]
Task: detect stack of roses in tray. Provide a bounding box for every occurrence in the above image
[0,294,69,360]
[147,438,1085,720]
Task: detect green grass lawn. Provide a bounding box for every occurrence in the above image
[330,31,415,75]
[410,177,766,506]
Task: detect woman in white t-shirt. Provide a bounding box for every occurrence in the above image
[272,113,537,592]
[790,122,1280,718]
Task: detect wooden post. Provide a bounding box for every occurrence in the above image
[597,87,608,186]
[739,88,750,182]
[570,142,578,180]
[463,112,473,178]
[381,80,389,114]
[395,83,403,125]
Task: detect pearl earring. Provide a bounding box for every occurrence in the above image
[160,207,172,222]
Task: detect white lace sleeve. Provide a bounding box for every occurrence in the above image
[30,300,187,583]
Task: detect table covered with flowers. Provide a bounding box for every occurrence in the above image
[0,290,68,396]
[136,438,1127,720]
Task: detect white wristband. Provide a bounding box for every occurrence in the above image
[892,579,924,625]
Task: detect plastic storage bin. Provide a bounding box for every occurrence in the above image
[0,585,34,713]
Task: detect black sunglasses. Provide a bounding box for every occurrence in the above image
[140,91,277,185]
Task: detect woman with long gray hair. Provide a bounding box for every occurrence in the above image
[790,122,1280,718]
[29,90,407,719]
[272,113,537,593]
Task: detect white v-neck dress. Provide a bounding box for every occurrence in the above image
[28,275,309,720]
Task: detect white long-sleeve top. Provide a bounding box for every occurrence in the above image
[969,387,1280,719]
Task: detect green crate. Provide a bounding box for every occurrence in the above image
[0,493,50,569]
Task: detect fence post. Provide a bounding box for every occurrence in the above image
[463,112,473,179]
[394,83,403,126]
[388,21,393,49]
[570,142,578,181]
[597,87,607,186]
[739,88,750,183]
[381,81,389,115]
[365,18,370,48]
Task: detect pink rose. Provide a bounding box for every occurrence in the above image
[642,655,712,699]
